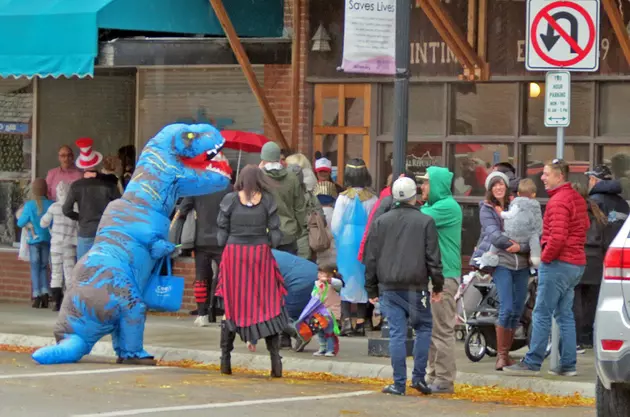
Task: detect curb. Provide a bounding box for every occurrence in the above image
[0,332,595,398]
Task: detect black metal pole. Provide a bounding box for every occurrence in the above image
[392,0,412,179]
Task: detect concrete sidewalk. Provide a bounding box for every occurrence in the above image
[0,303,596,398]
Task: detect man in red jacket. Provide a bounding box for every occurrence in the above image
[504,159,589,377]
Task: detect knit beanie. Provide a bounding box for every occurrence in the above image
[484,171,510,191]
[260,142,281,162]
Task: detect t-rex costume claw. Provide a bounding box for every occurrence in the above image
[32,124,232,365]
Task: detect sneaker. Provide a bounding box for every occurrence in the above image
[194,315,210,327]
[576,345,586,354]
[428,383,454,394]
[313,350,326,357]
[503,361,541,376]
[324,351,336,357]
[548,368,577,377]
[410,380,432,395]
[382,384,405,396]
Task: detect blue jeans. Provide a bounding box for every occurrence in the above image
[77,237,95,260]
[29,243,50,297]
[524,260,585,371]
[317,320,335,353]
[381,290,433,392]
[493,266,530,329]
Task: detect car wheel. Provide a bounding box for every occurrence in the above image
[597,376,630,417]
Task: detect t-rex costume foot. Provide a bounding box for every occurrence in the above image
[32,124,231,365]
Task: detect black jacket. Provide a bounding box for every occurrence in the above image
[63,173,120,238]
[177,185,233,250]
[589,180,630,218]
[364,202,444,298]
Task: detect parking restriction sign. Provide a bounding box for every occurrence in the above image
[544,71,571,127]
[526,0,600,71]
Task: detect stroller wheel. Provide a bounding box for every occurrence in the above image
[456,329,465,341]
[464,328,487,362]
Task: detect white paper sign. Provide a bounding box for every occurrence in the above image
[341,0,396,75]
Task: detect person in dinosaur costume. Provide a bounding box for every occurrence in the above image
[32,123,232,365]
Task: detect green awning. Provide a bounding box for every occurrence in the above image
[0,0,283,79]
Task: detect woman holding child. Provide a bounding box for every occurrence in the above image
[471,171,542,371]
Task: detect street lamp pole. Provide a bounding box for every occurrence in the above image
[392,0,412,179]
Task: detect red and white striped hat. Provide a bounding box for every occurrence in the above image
[75,137,103,170]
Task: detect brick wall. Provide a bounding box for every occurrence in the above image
[0,251,198,312]
[264,0,311,155]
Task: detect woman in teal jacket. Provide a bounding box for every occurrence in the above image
[17,178,54,308]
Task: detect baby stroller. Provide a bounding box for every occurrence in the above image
[463,272,552,362]
[455,270,492,342]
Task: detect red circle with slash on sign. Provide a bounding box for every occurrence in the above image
[530,1,595,67]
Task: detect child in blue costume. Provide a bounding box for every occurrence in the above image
[17,178,54,309]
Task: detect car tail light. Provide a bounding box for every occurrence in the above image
[601,340,624,351]
[603,247,630,281]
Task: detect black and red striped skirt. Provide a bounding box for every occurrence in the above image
[215,243,289,343]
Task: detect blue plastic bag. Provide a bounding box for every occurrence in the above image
[143,257,185,312]
[335,196,368,304]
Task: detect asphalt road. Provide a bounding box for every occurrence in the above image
[0,351,595,417]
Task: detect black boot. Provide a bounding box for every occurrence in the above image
[353,321,366,337]
[31,296,41,309]
[265,334,282,378]
[51,288,63,312]
[40,294,49,309]
[220,320,235,375]
[280,332,292,350]
[340,319,353,337]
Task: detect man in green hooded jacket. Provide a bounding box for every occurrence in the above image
[419,166,462,394]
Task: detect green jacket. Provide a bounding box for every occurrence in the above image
[420,166,463,279]
[264,167,307,246]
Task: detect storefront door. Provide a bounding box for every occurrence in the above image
[312,84,371,185]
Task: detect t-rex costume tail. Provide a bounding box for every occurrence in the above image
[32,123,231,365]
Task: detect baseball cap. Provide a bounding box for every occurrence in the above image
[585,164,613,180]
[392,177,417,201]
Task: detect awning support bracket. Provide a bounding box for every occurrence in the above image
[417,0,489,80]
[602,0,630,69]
[208,0,289,149]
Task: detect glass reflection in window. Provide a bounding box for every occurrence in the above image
[448,144,514,197]
[600,145,630,200]
[524,144,589,198]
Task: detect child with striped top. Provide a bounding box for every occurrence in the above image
[40,181,78,311]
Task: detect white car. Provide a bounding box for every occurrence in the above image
[595,217,630,416]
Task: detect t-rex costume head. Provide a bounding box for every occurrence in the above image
[32,123,232,366]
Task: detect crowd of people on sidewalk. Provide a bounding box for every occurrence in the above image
[15,132,628,396]
[17,138,132,311]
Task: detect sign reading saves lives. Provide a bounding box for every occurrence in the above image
[525,0,600,72]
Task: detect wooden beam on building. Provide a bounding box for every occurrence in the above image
[602,0,630,69]
[208,0,289,149]
[418,0,489,80]
[477,0,488,61]
[290,0,301,152]
[467,0,477,49]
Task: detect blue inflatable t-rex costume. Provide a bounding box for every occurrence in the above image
[32,123,231,365]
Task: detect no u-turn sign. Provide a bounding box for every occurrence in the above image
[526,0,600,71]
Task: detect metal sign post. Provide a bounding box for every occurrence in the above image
[544,70,571,370]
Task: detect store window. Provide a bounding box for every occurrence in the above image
[600,145,630,200]
[379,142,444,190]
[450,83,517,136]
[380,84,445,136]
[0,79,34,247]
[448,143,514,197]
[461,203,480,260]
[523,144,589,198]
[523,82,592,137]
[599,82,630,137]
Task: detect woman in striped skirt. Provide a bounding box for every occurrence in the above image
[215,164,289,378]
